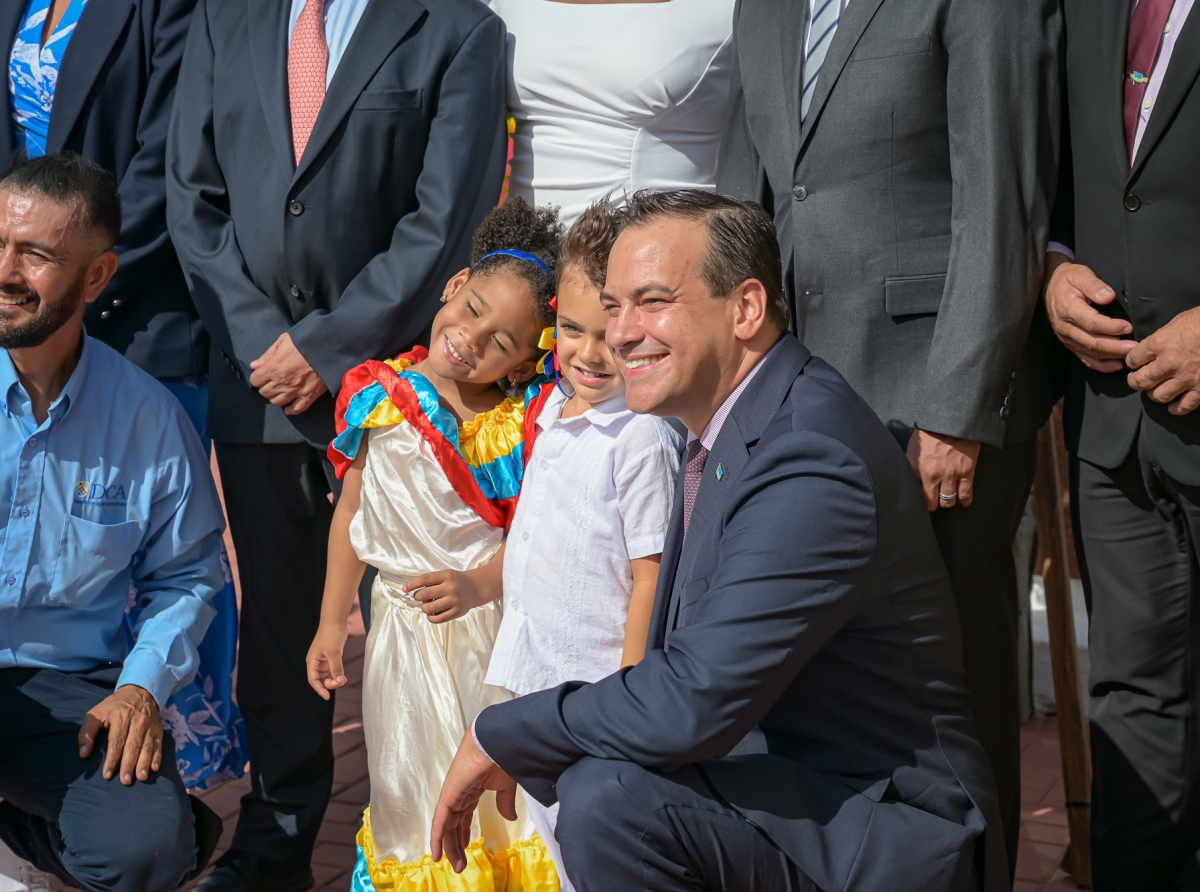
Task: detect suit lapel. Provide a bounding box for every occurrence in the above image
[292,0,425,184]
[0,0,24,161]
[776,0,805,158]
[665,336,810,636]
[647,458,687,651]
[247,0,294,170]
[46,0,135,151]
[1129,2,1200,177]
[796,0,887,159]
[1100,0,1133,176]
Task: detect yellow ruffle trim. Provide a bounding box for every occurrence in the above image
[357,807,559,892]
[458,394,525,468]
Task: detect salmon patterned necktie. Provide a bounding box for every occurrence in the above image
[288,0,328,165]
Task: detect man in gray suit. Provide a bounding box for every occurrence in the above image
[716,0,1062,873]
[430,191,1007,892]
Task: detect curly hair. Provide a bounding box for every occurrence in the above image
[470,196,563,329]
[557,198,622,289]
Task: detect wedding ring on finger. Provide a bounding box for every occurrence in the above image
[938,491,958,506]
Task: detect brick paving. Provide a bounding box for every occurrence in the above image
[1016,717,1087,891]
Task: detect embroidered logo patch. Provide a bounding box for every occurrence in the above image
[74,481,127,507]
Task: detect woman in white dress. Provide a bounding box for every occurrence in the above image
[488,0,735,226]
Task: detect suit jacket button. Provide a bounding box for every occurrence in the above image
[111,299,123,308]
[290,285,301,298]
[792,184,809,201]
[999,406,1010,419]
[1123,193,1141,212]
[100,310,111,319]
[288,199,304,216]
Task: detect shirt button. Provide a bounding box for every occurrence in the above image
[540,461,548,472]
[288,200,304,216]
[1143,96,1153,110]
[1124,193,1141,212]
[27,437,37,448]
[4,575,15,586]
[18,506,29,517]
[1165,22,1172,33]
[792,184,809,201]
[522,532,530,542]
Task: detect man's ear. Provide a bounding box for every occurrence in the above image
[442,267,472,302]
[82,250,119,305]
[731,277,770,342]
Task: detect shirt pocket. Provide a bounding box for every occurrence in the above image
[47,515,141,607]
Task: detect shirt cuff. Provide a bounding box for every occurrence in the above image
[1047,242,1076,262]
[117,647,177,708]
[470,718,496,765]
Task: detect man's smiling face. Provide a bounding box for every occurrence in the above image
[0,188,92,349]
[601,217,745,427]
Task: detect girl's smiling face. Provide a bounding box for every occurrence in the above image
[428,267,543,386]
[555,264,625,404]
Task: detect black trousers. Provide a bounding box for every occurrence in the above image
[215,442,338,864]
[0,666,197,892]
[928,438,1037,881]
[555,757,816,892]
[1072,436,1200,892]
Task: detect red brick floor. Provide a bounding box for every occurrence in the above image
[179,633,1087,892]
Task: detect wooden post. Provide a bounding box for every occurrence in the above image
[1032,407,1092,887]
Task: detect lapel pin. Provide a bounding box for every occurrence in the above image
[715,463,725,481]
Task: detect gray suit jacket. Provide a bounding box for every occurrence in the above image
[166,0,506,446]
[476,335,1008,892]
[717,0,1062,449]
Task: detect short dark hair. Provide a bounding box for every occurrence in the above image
[470,196,563,329]
[618,190,789,331]
[558,198,622,289]
[1,151,121,250]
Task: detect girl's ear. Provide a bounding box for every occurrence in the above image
[442,267,472,302]
[506,356,539,387]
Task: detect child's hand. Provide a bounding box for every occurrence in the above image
[405,569,486,624]
[307,622,350,699]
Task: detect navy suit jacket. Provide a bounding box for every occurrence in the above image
[476,334,1008,892]
[1,0,206,378]
[166,0,507,446]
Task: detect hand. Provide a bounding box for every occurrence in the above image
[906,428,982,511]
[78,684,163,785]
[430,730,518,873]
[1043,255,1136,373]
[405,567,495,624]
[1126,307,1200,416]
[307,621,350,699]
[249,332,328,415]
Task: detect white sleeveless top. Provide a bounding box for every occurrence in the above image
[487,0,735,225]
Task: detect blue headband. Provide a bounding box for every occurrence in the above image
[474,249,555,281]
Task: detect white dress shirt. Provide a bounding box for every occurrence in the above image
[486,387,682,696]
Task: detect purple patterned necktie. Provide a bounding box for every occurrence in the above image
[683,440,710,536]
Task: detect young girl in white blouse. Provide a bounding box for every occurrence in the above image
[484,201,682,889]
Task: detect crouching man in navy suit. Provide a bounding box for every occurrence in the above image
[430,191,1009,892]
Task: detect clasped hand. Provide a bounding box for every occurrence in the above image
[78,684,163,785]
[1044,256,1200,416]
[249,332,327,415]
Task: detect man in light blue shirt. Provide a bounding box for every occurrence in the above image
[0,151,225,892]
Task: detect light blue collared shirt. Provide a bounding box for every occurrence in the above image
[288,0,372,88]
[0,336,224,706]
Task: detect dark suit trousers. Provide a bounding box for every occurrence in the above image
[929,438,1037,880]
[0,666,197,892]
[555,757,816,892]
[214,442,337,864]
[1072,436,1200,892]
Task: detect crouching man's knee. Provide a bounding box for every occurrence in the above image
[556,757,656,885]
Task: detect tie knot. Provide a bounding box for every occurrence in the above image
[686,439,708,469]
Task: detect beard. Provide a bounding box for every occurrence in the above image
[0,274,87,350]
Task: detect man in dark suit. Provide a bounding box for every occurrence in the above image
[166,0,507,887]
[715,0,1062,872]
[1043,2,1200,888]
[1,0,206,380]
[430,191,1007,892]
